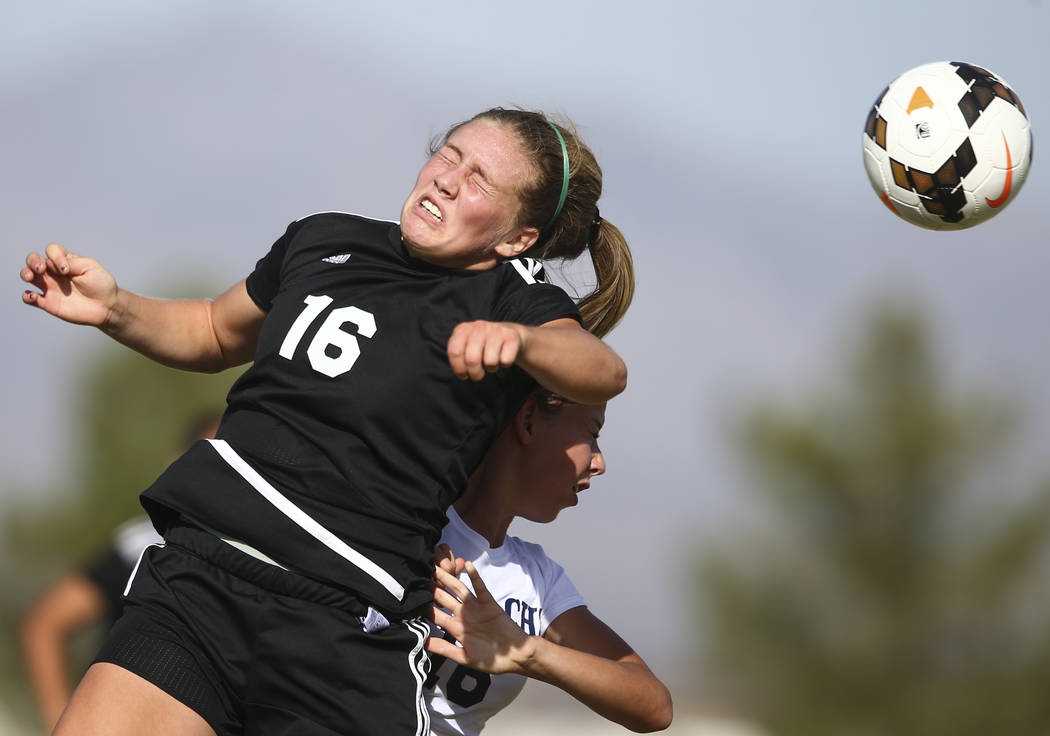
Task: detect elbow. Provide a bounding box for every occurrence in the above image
[597,353,627,401]
[626,686,673,733]
[611,358,628,397]
[651,695,674,732]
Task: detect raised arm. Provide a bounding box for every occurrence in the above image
[428,562,672,733]
[21,243,264,372]
[445,317,627,404]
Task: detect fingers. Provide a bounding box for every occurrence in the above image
[497,334,519,368]
[480,333,504,374]
[463,560,493,602]
[447,321,522,381]
[24,244,72,278]
[433,564,471,599]
[23,252,48,282]
[425,635,468,665]
[434,543,456,573]
[44,243,73,275]
[447,322,484,380]
[432,586,464,615]
[432,545,466,576]
[425,635,452,656]
[21,247,61,307]
[430,586,473,643]
[21,244,77,298]
[431,561,483,631]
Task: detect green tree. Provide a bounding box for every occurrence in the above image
[1,313,239,728]
[698,300,1050,736]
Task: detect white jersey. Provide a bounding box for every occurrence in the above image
[426,508,585,736]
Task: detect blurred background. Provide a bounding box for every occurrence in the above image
[4,1,1050,733]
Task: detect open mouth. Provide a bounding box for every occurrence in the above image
[420,198,442,223]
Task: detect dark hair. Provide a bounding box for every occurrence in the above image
[433,108,635,338]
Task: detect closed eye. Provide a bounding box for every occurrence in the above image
[469,173,494,195]
[438,145,459,166]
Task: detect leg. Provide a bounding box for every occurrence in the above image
[53,662,216,736]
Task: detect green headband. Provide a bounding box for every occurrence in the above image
[544,122,570,230]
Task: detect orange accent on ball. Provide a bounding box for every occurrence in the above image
[985,134,1013,208]
[879,192,900,215]
[906,86,934,114]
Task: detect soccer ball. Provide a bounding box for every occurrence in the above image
[862,61,1032,230]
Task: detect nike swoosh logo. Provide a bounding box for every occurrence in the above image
[985,134,1013,208]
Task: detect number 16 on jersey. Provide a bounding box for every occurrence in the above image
[279,295,378,378]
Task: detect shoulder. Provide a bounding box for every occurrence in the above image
[503,533,558,567]
[262,211,401,273]
[501,257,550,286]
[292,210,397,227]
[490,258,580,325]
[288,211,398,240]
[503,534,584,632]
[502,535,579,595]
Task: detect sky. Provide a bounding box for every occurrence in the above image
[5,0,1050,705]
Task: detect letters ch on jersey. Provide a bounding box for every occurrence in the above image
[503,598,540,636]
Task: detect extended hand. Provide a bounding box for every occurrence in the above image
[21,244,118,327]
[427,561,534,675]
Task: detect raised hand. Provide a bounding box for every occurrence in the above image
[21,244,119,327]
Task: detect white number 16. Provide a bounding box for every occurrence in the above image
[278,295,378,378]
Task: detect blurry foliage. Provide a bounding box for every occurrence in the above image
[0,283,239,728]
[698,300,1050,736]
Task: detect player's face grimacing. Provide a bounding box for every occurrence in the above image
[516,402,607,524]
[400,119,539,271]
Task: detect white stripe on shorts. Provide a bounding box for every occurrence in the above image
[406,618,431,736]
[206,439,405,601]
[123,541,165,598]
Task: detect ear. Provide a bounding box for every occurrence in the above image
[513,398,540,445]
[494,225,540,260]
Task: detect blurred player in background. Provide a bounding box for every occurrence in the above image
[426,391,672,734]
[18,413,220,733]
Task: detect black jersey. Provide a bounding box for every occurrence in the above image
[142,212,579,616]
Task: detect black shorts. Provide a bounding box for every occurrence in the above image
[95,523,431,735]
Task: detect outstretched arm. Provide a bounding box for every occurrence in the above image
[21,243,263,372]
[428,562,672,732]
[446,317,627,404]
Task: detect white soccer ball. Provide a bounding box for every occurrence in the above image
[862,60,1032,230]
